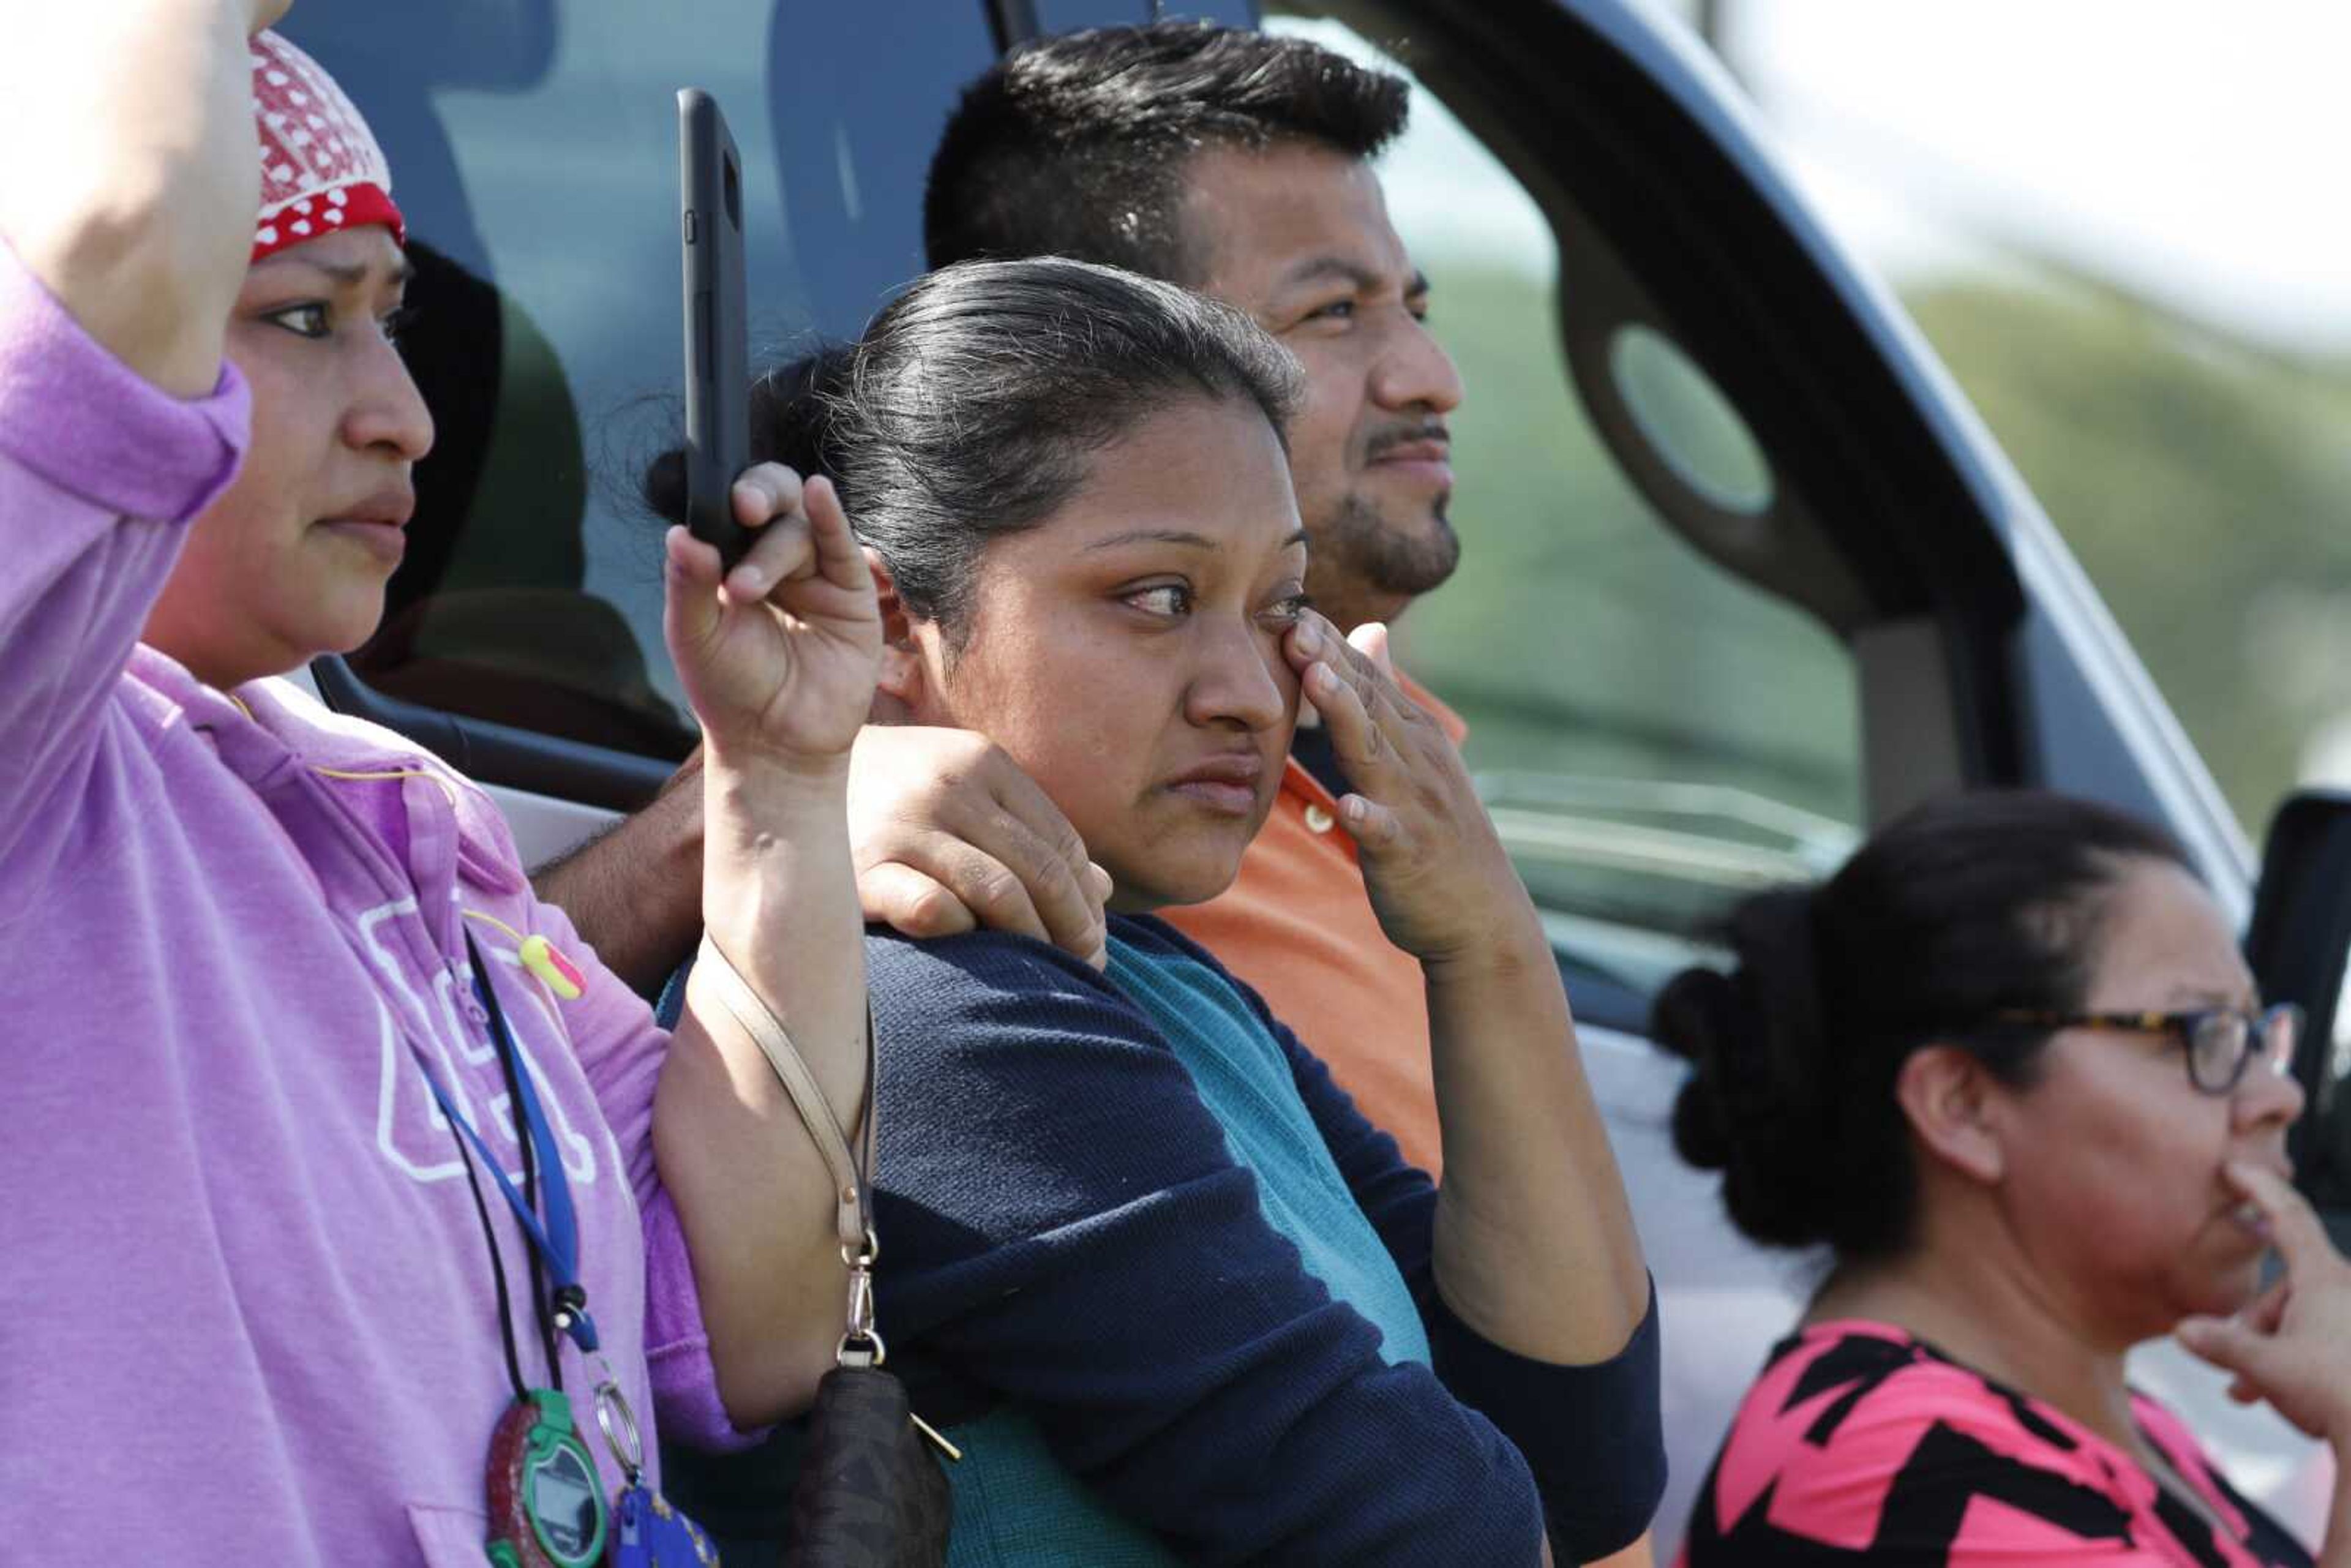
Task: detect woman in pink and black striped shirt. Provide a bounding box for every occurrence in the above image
[1655,790,2351,1566]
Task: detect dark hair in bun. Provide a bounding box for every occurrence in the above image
[1651,789,2192,1261]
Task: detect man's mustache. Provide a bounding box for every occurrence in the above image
[1363,421,1451,461]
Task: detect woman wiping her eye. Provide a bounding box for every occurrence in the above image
[659,257,1665,1567]
[1,2,880,1559]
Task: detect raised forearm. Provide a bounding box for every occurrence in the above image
[1272,615,1649,1364]
[1427,907,1648,1366]
[0,1,271,396]
[654,751,871,1423]
[531,757,706,994]
[696,752,871,1125]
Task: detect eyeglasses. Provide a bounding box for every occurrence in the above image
[1994,1002,2303,1095]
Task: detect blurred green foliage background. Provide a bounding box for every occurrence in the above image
[1398,262,1860,823]
[1908,266,2351,834]
[1392,249,2351,853]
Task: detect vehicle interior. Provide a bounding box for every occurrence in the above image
[279,0,2351,1548]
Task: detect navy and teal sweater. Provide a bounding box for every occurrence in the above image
[852,914,1664,1566]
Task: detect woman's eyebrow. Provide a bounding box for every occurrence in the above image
[253,253,416,291]
[1083,526,1310,553]
[1085,528,1219,553]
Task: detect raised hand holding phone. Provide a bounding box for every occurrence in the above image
[670,88,877,771]
[662,465,880,776]
[651,89,881,1455]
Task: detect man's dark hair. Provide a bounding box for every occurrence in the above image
[924,21,1409,282]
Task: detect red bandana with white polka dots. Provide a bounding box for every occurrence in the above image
[249,30,403,262]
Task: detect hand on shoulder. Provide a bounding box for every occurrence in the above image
[849,724,1110,968]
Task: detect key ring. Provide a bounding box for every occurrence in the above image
[593,1370,645,1482]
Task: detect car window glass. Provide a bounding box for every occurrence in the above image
[1264,12,1863,987]
[1035,1,1258,29]
[283,0,997,753]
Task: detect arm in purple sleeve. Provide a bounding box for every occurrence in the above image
[0,246,248,875]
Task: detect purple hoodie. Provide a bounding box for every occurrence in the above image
[0,242,740,1562]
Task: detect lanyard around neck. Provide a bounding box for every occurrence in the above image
[416,934,601,1365]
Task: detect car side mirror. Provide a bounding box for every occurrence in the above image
[2245,789,2351,1208]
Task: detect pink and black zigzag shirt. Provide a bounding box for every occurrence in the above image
[1679,1320,2312,1566]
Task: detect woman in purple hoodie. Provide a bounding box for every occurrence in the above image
[0,2,879,1559]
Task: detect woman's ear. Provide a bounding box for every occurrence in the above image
[866,546,929,722]
[1895,1044,2008,1186]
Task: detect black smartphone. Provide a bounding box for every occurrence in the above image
[678,88,753,568]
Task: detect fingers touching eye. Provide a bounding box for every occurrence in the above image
[1261,591,1313,627]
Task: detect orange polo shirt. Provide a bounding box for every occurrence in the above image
[1162,672,1463,1178]
[1163,678,1659,1568]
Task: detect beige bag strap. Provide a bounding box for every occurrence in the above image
[693,932,875,1255]
[692,936,959,1457]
